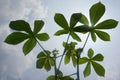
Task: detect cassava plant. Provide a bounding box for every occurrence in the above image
[4,2,118,80]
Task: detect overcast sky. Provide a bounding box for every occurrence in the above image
[0,0,120,80]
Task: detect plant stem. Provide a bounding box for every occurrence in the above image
[76,33,90,80]
[66,72,77,77]
[82,32,90,49]
[54,55,57,80]
[58,33,71,69]
[34,37,48,54]
[77,56,80,80]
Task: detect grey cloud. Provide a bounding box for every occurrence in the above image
[0,0,48,80]
[0,27,34,80]
[0,0,120,80]
[0,0,47,26]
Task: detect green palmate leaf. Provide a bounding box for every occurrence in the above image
[95,30,110,41]
[54,13,69,30]
[44,59,51,71]
[91,31,96,42]
[62,42,67,48]
[88,48,94,58]
[70,13,82,28]
[64,48,77,66]
[37,50,51,58]
[70,42,77,48]
[9,20,32,34]
[37,52,46,58]
[70,32,81,42]
[36,33,49,41]
[79,14,89,25]
[74,25,90,33]
[33,20,44,34]
[79,57,88,64]
[71,49,76,55]
[95,19,118,29]
[84,62,91,77]
[90,2,105,26]
[64,54,70,64]
[92,61,105,77]
[36,50,53,71]
[45,50,51,56]
[72,56,77,67]
[63,42,77,66]
[47,75,55,80]
[49,58,55,66]
[36,58,46,69]
[4,32,29,45]
[23,38,37,55]
[92,54,104,61]
[54,30,69,36]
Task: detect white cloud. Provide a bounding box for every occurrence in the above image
[0,28,34,79]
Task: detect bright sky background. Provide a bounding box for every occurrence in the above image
[0,0,120,80]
